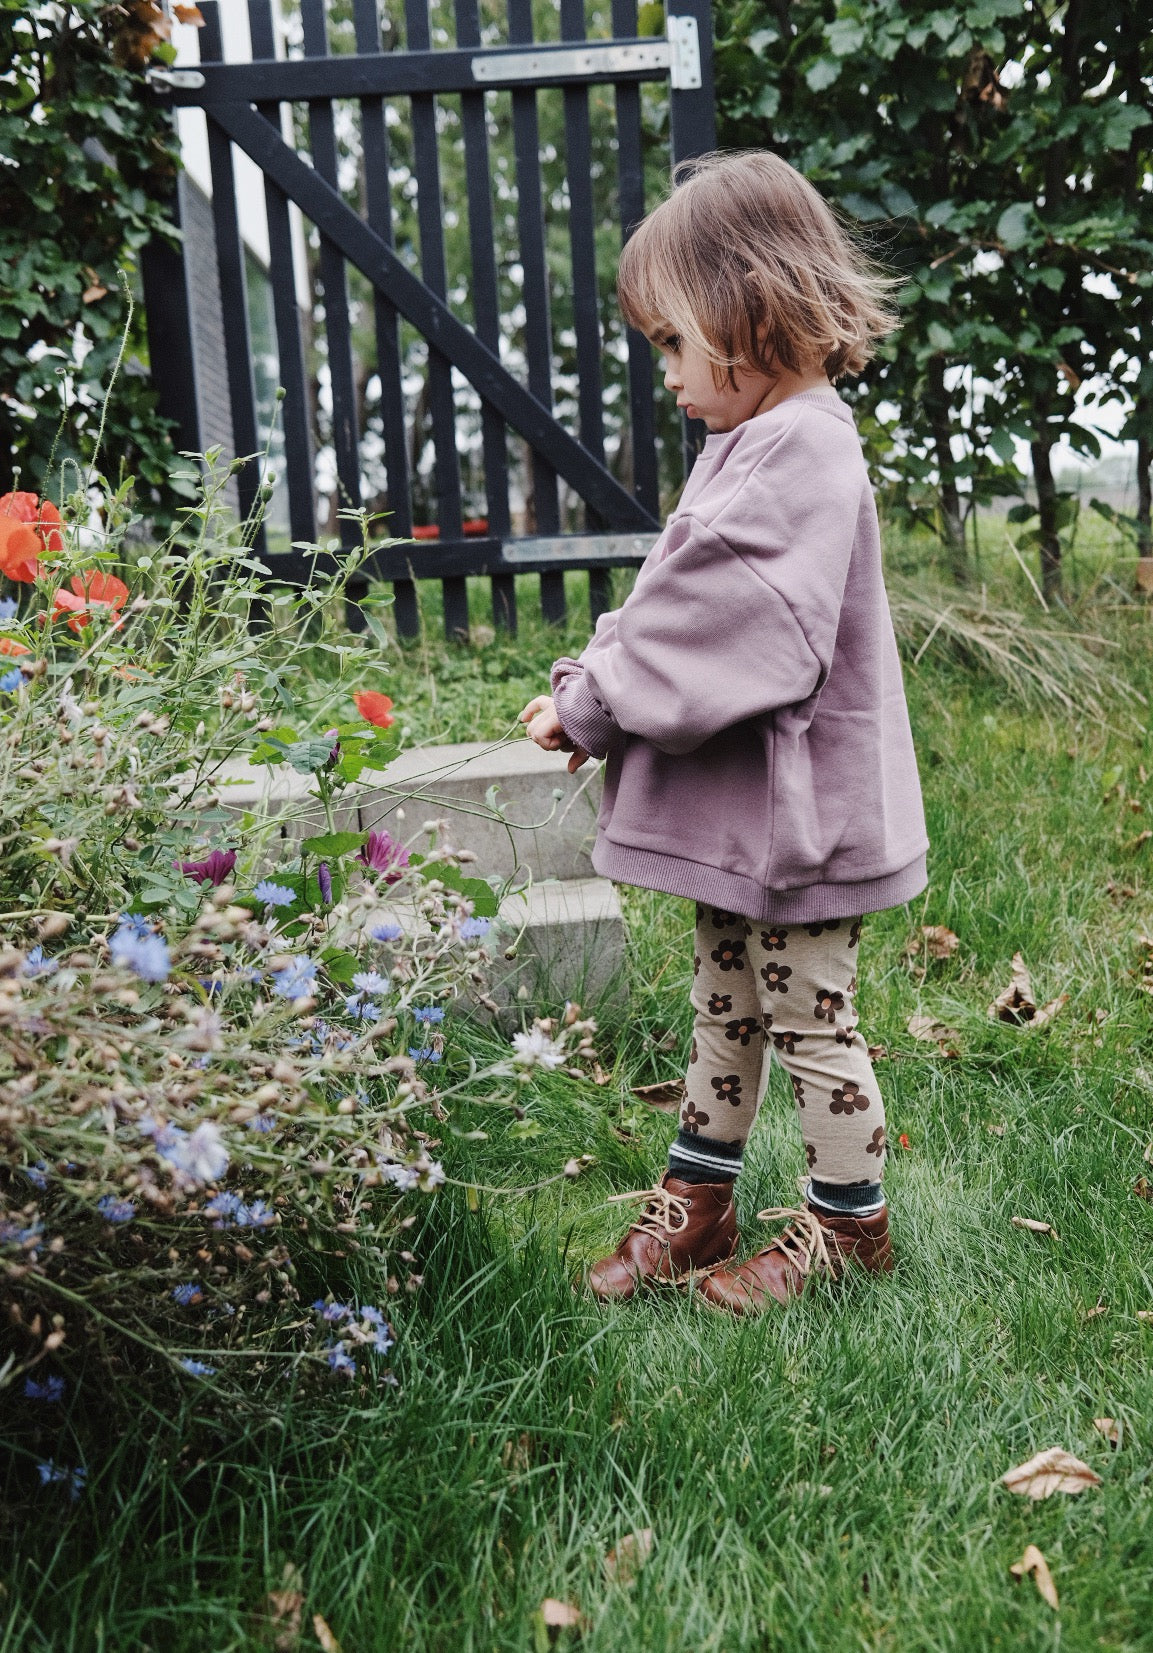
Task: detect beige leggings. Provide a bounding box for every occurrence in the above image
[680,906,887,1187]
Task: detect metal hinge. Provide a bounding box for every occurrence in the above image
[472,41,669,84]
[145,68,206,91]
[666,15,702,90]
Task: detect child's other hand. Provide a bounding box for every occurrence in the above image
[519,695,590,773]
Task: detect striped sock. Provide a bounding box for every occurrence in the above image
[667,1129,743,1185]
[807,1178,885,1217]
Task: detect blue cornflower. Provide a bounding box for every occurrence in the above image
[109,924,170,983]
[22,946,58,978]
[0,597,17,620]
[359,1305,386,1327]
[408,1046,442,1064]
[312,1300,353,1323]
[248,1112,276,1133]
[179,1359,217,1377]
[371,921,403,942]
[344,993,380,1023]
[372,1325,395,1356]
[36,1461,86,1499]
[271,956,318,999]
[171,1282,204,1306]
[203,1191,244,1226]
[459,917,491,940]
[254,880,296,909]
[0,667,22,693]
[117,912,152,938]
[242,1199,276,1228]
[97,1195,135,1224]
[24,1163,48,1190]
[351,970,388,995]
[24,1376,65,1402]
[326,1344,356,1376]
[0,1218,43,1245]
[413,1006,445,1024]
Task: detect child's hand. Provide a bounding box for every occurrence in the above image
[519,695,590,774]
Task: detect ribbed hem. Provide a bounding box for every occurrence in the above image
[808,1178,885,1216]
[550,661,618,761]
[668,1130,744,1183]
[593,840,929,924]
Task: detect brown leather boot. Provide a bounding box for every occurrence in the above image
[587,1173,738,1302]
[696,1198,892,1315]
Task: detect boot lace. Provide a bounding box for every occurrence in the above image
[608,1184,691,1239]
[752,1203,834,1280]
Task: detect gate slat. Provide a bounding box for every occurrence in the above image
[455,0,516,635]
[247,0,316,554]
[200,3,265,553]
[301,0,364,634]
[559,0,612,626]
[611,0,658,523]
[352,0,419,640]
[406,0,469,643]
[507,0,564,625]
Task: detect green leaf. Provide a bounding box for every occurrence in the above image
[284,738,337,775]
[320,949,361,985]
[804,57,841,92]
[989,427,1017,464]
[301,831,366,858]
[637,1,664,34]
[996,203,1034,251]
[459,876,500,919]
[927,322,954,352]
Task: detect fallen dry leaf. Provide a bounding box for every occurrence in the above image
[1011,1215,1060,1241]
[1084,1303,1108,1320]
[630,1080,683,1112]
[1009,1544,1059,1609]
[1128,829,1153,853]
[989,953,1070,1028]
[1001,1447,1102,1500]
[907,1014,959,1042]
[173,2,205,21]
[1105,881,1135,901]
[867,1043,889,1062]
[986,1123,1006,1137]
[604,1528,654,1584]
[1137,1310,1153,1322]
[502,1432,532,1473]
[1134,1177,1152,1202]
[539,1598,583,1630]
[312,1615,342,1653]
[591,1061,611,1086]
[905,925,958,965]
[1093,1416,1120,1445]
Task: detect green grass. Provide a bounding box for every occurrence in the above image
[7,539,1153,1651]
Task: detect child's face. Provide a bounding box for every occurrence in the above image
[651,330,776,432]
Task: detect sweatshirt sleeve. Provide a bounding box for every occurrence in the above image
[556,429,864,757]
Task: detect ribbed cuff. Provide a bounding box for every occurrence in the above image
[807,1178,885,1216]
[668,1129,743,1184]
[550,660,619,760]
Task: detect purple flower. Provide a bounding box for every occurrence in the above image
[317,861,332,904]
[326,1344,356,1376]
[254,880,296,909]
[36,1460,86,1499]
[171,1282,204,1306]
[175,849,237,887]
[97,1194,135,1224]
[22,946,58,978]
[24,1376,65,1402]
[271,956,318,1000]
[179,1358,217,1377]
[109,924,170,983]
[248,1112,276,1133]
[356,830,410,882]
[372,1325,395,1356]
[370,921,403,942]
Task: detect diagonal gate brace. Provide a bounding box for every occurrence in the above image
[208,101,659,534]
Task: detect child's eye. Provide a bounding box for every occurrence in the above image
[662,334,681,353]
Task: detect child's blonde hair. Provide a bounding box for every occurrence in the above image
[617,150,897,384]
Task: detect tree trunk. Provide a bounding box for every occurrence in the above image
[925,357,966,581]
[1030,438,1062,600]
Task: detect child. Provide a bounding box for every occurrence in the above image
[520,151,927,1315]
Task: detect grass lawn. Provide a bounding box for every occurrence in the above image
[7,540,1153,1651]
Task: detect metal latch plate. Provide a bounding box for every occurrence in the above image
[145,68,206,91]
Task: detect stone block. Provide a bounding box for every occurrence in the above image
[172,757,361,862]
[492,876,626,1012]
[356,739,601,884]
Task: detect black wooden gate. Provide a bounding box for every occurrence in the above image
[145,0,714,639]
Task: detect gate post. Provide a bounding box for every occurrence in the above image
[140,177,201,460]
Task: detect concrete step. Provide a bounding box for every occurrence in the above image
[494,875,626,1010]
[181,739,602,883]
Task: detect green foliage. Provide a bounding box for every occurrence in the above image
[713,0,1153,588]
[0,1,184,509]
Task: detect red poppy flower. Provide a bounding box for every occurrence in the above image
[0,636,30,657]
[0,492,64,551]
[0,517,44,583]
[354,690,395,728]
[50,570,130,633]
[898,1133,911,1150]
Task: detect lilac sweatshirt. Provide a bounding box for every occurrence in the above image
[550,389,928,923]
